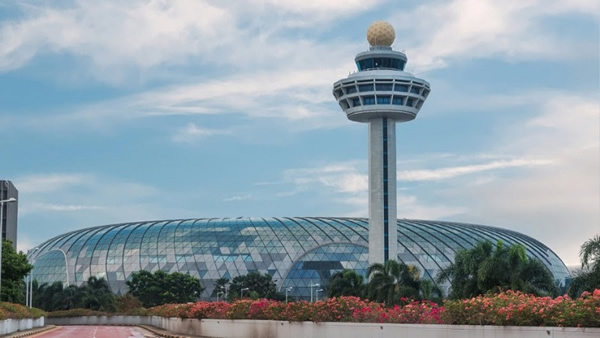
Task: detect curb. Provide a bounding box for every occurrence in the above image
[138,325,197,338]
[3,325,57,338]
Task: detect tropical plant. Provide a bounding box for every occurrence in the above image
[32,277,116,312]
[437,240,559,299]
[1,240,33,303]
[568,235,600,298]
[211,277,229,298]
[366,259,422,305]
[419,279,443,303]
[227,272,283,301]
[126,270,204,308]
[327,269,365,298]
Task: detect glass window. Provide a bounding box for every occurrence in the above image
[358,84,374,92]
[335,89,343,97]
[358,58,374,69]
[395,84,408,92]
[376,83,393,91]
[406,98,414,107]
[363,96,375,105]
[410,87,421,94]
[352,98,361,107]
[392,97,403,105]
[344,86,357,94]
[377,96,391,104]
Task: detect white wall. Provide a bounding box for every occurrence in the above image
[0,317,45,335]
[46,316,600,338]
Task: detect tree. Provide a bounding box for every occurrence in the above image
[568,235,600,298]
[211,277,229,299]
[228,272,283,301]
[32,277,116,311]
[126,270,204,308]
[366,260,421,305]
[328,269,365,298]
[419,279,443,303]
[437,240,559,299]
[1,240,33,303]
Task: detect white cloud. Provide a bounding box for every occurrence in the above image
[391,0,599,71]
[397,158,554,182]
[27,203,106,212]
[172,123,232,143]
[223,194,253,202]
[14,173,88,193]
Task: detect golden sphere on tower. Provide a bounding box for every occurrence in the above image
[366,21,395,47]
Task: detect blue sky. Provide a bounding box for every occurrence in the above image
[1,0,598,266]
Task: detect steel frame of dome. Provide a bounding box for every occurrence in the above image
[28,217,569,300]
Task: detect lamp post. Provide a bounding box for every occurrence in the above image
[0,197,17,301]
[240,287,249,299]
[285,287,293,304]
[316,289,323,302]
[309,283,319,303]
[217,291,224,302]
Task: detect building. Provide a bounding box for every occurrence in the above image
[333,21,430,265]
[28,217,570,299]
[0,180,18,249]
[27,21,571,300]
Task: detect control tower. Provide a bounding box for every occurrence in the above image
[333,21,430,265]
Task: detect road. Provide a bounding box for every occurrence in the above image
[30,325,158,338]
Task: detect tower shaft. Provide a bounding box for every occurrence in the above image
[368,118,397,264]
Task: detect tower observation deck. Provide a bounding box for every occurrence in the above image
[333,21,430,265]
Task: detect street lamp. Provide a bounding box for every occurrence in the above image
[240,287,249,299]
[0,197,17,301]
[309,283,319,303]
[217,291,224,302]
[285,287,293,304]
[316,289,323,302]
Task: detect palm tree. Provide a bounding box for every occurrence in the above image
[366,260,421,305]
[328,269,365,298]
[419,279,443,303]
[568,235,600,298]
[580,235,600,270]
[438,240,559,299]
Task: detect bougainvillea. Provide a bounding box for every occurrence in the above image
[145,290,600,327]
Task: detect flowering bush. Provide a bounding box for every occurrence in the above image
[145,290,600,327]
[443,289,600,327]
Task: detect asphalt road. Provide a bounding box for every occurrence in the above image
[30,325,157,338]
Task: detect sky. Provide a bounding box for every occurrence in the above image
[0,0,598,267]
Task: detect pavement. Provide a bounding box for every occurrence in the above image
[2,325,205,338]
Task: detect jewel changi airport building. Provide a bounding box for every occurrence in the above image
[27,22,570,300]
[28,217,570,299]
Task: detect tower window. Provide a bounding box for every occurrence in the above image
[334,89,343,98]
[377,96,391,104]
[344,86,357,94]
[363,96,375,105]
[395,84,408,92]
[406,98,414,107]
[376,83,393,91]
[392,97,403,105]
[358,84,374,92]
[410,87,421,94]
[352,98,361,107]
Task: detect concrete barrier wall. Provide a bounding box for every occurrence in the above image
[46,316,600,338]
[0,317,45,335]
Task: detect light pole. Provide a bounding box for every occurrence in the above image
[316,289,323,302]
[217,291,224,302]
[0,197,17,301]
[309,283,319,303]
[285,287,293,304]
[240,287,249,299]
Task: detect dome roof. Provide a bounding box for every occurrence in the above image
[29,217,569,299]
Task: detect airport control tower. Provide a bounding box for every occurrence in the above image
[333,21,430,265]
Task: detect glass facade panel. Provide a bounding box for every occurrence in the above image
[29,217,571,298]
